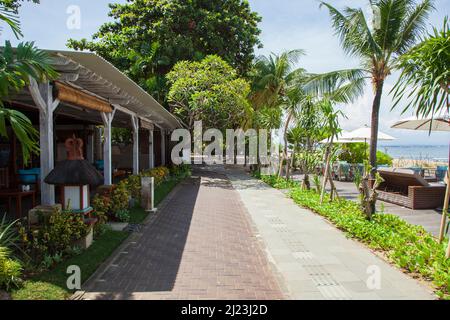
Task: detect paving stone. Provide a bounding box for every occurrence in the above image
[82,170,285,300]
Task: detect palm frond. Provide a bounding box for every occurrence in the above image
[320,2,381,58]
[395,0,434,54]
[0,5,22,39]
[304,68,367,100]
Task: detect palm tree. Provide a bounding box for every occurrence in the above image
[318,0,434,174]
[249,49,305,111]
[0,5,57,162]
[392,16,449,118]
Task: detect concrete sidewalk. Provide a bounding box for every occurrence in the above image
[224,166,436,300]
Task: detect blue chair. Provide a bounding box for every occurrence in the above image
[408,166,424,176]
[436,166,448,181]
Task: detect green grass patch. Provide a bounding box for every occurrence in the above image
[155,178,180,205]
[129,206,148,224]
[12,230,128,300]
[260,175,450,300]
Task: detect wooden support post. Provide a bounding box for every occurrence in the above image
[439,168,450,243]
[149,130,154,169]
[29,79,60,205]
[101,108,116,185]
[160,129,166,166]
[87,129,94,164]
[131,116,139,175]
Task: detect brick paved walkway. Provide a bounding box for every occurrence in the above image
[81,170,285,300]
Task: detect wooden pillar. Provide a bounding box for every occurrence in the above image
[29,79,60,205]
[95,127,103,161]
[160,129,166,166]
[131,116,140,175]
[101,109,116,185]
[149,130,154,169]
[86,128,94,164]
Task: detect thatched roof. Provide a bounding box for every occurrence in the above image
[45,160,103,186]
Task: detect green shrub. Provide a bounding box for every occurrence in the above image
[0,247,22,290]
[110,181,130,214]
[339,143,393,166]
[376,150,393,166]
[113,209,130,223]
[170,164,192,179]
[17,208,88,265]
[261,175,450,300]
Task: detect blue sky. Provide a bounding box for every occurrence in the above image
[2,0,449,145]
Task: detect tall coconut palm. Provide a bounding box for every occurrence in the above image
[317,0,434,174]
[249,49,305,112]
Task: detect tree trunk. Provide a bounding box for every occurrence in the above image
[369,80,384,177]
[278,111,293,178]
[320,137,334,203]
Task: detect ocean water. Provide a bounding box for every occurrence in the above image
[378,145,449,162]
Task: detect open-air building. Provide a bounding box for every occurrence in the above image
[0,50,182,216]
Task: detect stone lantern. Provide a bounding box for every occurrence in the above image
[45,135,103,213]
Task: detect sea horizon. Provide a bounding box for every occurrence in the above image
[378,144,449,161]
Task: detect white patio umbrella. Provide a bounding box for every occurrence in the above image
[319,131,366,144]
[332,126,396,158]
[391,115,450,246]
[342,126,396,143]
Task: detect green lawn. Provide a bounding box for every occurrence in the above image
[11,176,184,300]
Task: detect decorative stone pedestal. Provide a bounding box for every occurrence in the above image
[141,176,157,212]
[28,204,62,226]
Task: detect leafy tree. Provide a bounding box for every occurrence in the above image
[392,16,449,119]
[166,55,251,130]
[0,1,57,162]
[67,0,262,103]
[317,0,434,174]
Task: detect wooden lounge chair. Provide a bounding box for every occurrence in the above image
[376,168,446,210]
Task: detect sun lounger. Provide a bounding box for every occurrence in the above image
[376,168,446,210]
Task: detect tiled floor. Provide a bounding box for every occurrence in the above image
[81,171,285,300]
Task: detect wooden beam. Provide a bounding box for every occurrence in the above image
[55,81,112,113]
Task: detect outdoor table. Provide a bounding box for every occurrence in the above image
[0,189,36,219]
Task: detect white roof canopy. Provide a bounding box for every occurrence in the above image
[14,50,182,130]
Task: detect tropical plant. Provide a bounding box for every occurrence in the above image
[0,214,20,255]
[0,246,22,290]
[392,16,450,119]
[0,2,57,162]
[166,55,251,130]
[316,0,434,173]
[249,50,305,112]
[67,0,261,102]
[319,99,345,203]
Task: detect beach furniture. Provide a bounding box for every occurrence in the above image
[436,166,448,181]
[376,168,446,209]
[332,161,351,181]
